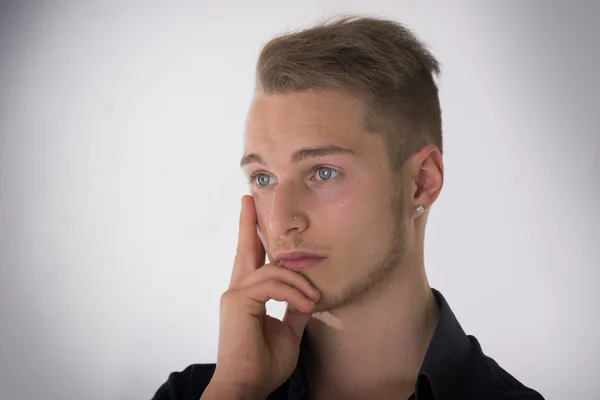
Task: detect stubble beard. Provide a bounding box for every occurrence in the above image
[311,191,407,312]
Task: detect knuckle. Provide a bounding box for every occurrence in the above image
[220,290,235,306]
[265,279,285,293]
[256,263,276,275]
[263,279,278,291]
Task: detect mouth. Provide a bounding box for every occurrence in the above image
[275,251,326,271]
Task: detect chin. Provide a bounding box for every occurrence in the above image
[300,268,363,312]
[310,264,397,312]
[309,286,350,312]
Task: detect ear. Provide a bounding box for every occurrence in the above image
[407,144,444,216]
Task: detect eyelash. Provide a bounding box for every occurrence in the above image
[248,166,341,187]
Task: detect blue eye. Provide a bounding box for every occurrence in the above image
[250,168,339,188]
[253,173,277,187]
[315,167,339,181]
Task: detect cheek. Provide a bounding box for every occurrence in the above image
[319,192,353,217]
[251,179,390,234]
[323,181,395,235]
[313,188,365,234]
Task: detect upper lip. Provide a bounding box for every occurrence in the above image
[275,251,326,262]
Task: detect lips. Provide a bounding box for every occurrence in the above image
[275,251,326,271]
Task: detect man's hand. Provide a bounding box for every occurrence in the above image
[202,195,320,400]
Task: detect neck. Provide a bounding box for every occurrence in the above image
[302,257,439,399]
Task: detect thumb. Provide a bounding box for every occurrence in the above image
[282,306,311,340]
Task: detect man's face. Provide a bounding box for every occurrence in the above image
[241,90,408,311]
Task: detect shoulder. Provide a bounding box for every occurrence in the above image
[151,364,292,400]
[151,363,216,400]
[459,336,545,400]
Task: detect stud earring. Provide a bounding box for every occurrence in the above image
[415,204,425,216]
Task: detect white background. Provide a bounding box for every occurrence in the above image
[1,1,598,399]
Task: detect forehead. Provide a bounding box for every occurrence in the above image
[244,90,368,151]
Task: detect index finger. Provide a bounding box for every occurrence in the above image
[229,195,266,287]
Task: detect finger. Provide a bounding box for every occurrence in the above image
[240,264,320,303]
[282,307,311,340]
[254,226,266,269]
[230,195,264,286]
[245,281,316,316]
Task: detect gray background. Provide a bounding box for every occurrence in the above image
[1,1,598,399]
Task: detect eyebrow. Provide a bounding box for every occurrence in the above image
[239,145,356,167]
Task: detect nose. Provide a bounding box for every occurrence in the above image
[268,182,307,236]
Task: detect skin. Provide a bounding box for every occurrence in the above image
[203,89,444,400]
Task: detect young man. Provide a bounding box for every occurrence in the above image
[153,16,545,400]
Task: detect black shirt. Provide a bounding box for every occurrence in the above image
[152,289,545,400]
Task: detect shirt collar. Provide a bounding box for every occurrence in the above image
[416,288,473,400]
[286,288,473,400]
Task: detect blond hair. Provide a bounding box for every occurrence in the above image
[255,15,443,169]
